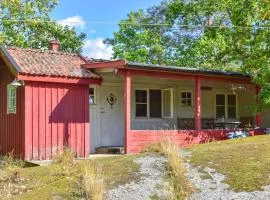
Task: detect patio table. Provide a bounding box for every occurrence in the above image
[205,120,241,129]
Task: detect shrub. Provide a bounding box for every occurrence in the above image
[78,161,105,200]
[145,141,193,200]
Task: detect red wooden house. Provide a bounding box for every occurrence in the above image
[0,41,268,160]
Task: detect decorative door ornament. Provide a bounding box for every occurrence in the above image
[106,93,117,109]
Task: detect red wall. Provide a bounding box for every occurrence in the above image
[127,129,265,153]
[0,62,25,158]
[127,130,229,153]
[24,81,89,160]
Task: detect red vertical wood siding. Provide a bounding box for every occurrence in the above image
[0,62,25,158]
[24,81,89,160]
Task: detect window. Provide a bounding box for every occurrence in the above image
[89,87,96,104]
[216,94,225,118]
[181,91,192,107]
[7,86,16,114]
[135,89,173,118]
[135,90,148,117]
[228,95,236,118]
[215,94,236,118]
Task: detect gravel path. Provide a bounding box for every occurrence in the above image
[106,155,170,200]
[182,150,270,200]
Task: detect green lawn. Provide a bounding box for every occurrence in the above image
[0,154,144,199]
[188,135,270,192]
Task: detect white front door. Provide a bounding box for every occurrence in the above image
[100,86,124,147]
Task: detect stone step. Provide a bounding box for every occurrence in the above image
[95,146,125,154]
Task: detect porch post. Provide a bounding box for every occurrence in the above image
[124,70,131,153]
[256,86,263,127]
[195,76,201,130]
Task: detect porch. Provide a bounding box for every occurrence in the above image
[86,61,263,154]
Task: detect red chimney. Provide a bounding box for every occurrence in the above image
[50,40,60,51]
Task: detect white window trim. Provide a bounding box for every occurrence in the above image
[215,93,238,119]
[135,88,173,119]
[7,85,17,114]
[180,90,193,107]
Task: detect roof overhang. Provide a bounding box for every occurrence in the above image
[0,46,22,77]
[83,59,252,84]
[17,73,102,85]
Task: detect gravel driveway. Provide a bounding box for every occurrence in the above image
[182,150,270,200]
[106,155,170,200]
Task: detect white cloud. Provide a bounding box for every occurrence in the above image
[58,16,85,29]
[83,38,113,59]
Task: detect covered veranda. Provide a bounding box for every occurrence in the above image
[84,60,264,153]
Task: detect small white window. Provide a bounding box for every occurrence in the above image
[162,89,173,118]
[181,91,192,107]
[89,87,96,104]
[7,86,16,114]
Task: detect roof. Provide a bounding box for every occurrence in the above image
[1,47,100,79]
[126,62,250,78]
[84,59,250,79]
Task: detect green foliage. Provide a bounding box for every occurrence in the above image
[109,0,270,107]
[0,0,86,53]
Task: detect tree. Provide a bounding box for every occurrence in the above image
[0,0,86,53]
[108,0,270,107]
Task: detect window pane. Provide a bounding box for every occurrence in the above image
[228,95,236,106]
[187,99,192,106]
[216,94,225,105]
[228,107,236,118]
[136,90,147,103]
[181,99,187,106]
[187,92,191,98]
[150,90,161,118]
[136,104,147,117]
[216,106,225,118]
[89,88,94,95]
[182,92,187,98]
[89,96,95,104]
[7,87,16,114]
[162,90,172,117]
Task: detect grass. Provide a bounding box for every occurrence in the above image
[188,135,270,192]
[90,154,143,189]
[145,141,194,200]
[0,151,144,199]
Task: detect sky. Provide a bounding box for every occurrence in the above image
[51,0,163,59]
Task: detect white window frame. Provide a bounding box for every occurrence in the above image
[135,88,173,119]
[180,90,193,107]
[7,85,17,114]
[215,93,238,119]
[89,86,96,105]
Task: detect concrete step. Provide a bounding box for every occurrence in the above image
[95,146,125,154]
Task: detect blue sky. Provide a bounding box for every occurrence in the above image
[51,0,162,58]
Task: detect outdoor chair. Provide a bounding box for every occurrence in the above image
[177,117,195,130]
